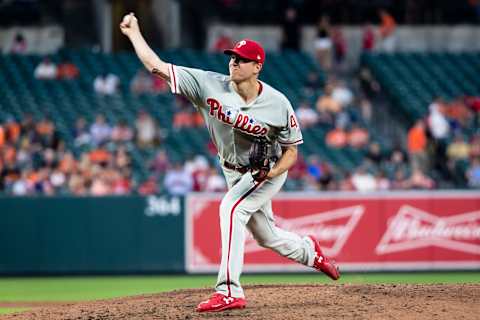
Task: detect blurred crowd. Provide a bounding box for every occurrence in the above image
[0,111,226,196]
[1,16,478,196]
[407,96,480,188]
[3,91,478,196]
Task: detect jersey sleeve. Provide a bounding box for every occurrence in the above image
[168,64,206,105]
[277,100,303,146]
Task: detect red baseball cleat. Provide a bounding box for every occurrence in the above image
[308,235,341,280]
[196,293,247,312]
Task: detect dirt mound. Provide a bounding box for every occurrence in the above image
[2,284,479,320]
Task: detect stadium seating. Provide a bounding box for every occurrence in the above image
[363,52,480,124]
[0,49,373,181]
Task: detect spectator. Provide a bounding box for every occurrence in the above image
[362,23,375,52]
[173,109,195,129]
[50,168,66,192]
[335,109,351,130]
[130,69,154,95]
[351,166,377,191]
[383,148,409,180]
[90,169,112,196]
[358,98,373,123]
[88,144,111,166]
[73,117,92,147]
[34,57,57,80]
[378,9,397,52]
[138,175,158,195]
[408,167,435,189]
[465,95,480,128]
[375,171,391,190]
[20,113,35,138]
[316,83,342,117]
[10,33,27,54]
[469,134,480,158]
[338,172,355,191]
[391,169,409,190]
[326,125,347,148]
[135,110,157,148]
[57,61,79,80]
[446,97,472,129]
[89,114,112,146]
[466,158,480,188]
[58,151,77,175]
[447,134,470,162]
[4,117,21,144]
[113,146,131,170]
[348,124,369,148]
[281,7,300,51]
[35,117,58,148]
[16,140,33,169]
[306,155,322,181]
[150,149,170,176]
[288,153,307,182]
[407,119,428,172]
[331,27,346,67]
[427,98,450,174]
[365,142,383,165]
[186,155,210,191]
[68,173,87,195]
[331,80,354,108]
[427,98,450,139]
[296,102,318,128]
[112,170,132,195]
[94,73,120,95]
[314,15,332,70]
[205,168,227,192]
[0,124,5,147]
[12,171,30,195]
[164,162,193,196]
[212,30,234,52]
[111,120,134,143]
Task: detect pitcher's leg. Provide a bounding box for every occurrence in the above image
[247,202,315,266]
[215,177,262,298]
[215,172,288,298]
[247,201,340,280]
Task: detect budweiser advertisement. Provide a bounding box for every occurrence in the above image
[185,192,480,272]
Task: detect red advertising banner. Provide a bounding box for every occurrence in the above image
[185,192,480,272]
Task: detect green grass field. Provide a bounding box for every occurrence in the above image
[0,272,479,315]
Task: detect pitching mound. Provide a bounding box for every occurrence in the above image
[2,284,479,320]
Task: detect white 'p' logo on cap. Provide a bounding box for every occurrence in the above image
[237,40,247,48]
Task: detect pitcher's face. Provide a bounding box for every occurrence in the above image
[229,54,262,82]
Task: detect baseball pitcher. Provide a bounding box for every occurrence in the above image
[120,12,340,313]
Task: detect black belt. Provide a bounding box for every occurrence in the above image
[223,161,250,174]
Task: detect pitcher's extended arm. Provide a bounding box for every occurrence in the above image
[120,13,169,80]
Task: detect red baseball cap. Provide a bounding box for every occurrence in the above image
[224,39,265,64]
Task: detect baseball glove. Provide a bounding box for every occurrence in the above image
[248,137,271,182]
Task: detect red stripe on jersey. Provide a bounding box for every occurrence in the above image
[170,64,177,94]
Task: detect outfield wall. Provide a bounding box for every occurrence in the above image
[0,195,184,275]
[186,191,480,273]
[1,192,479,275]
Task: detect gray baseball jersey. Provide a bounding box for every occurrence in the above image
[168,64,303,165]
[168,64,317,298]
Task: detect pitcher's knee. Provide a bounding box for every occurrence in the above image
[219,199,249,223]
[219,198,233,218]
